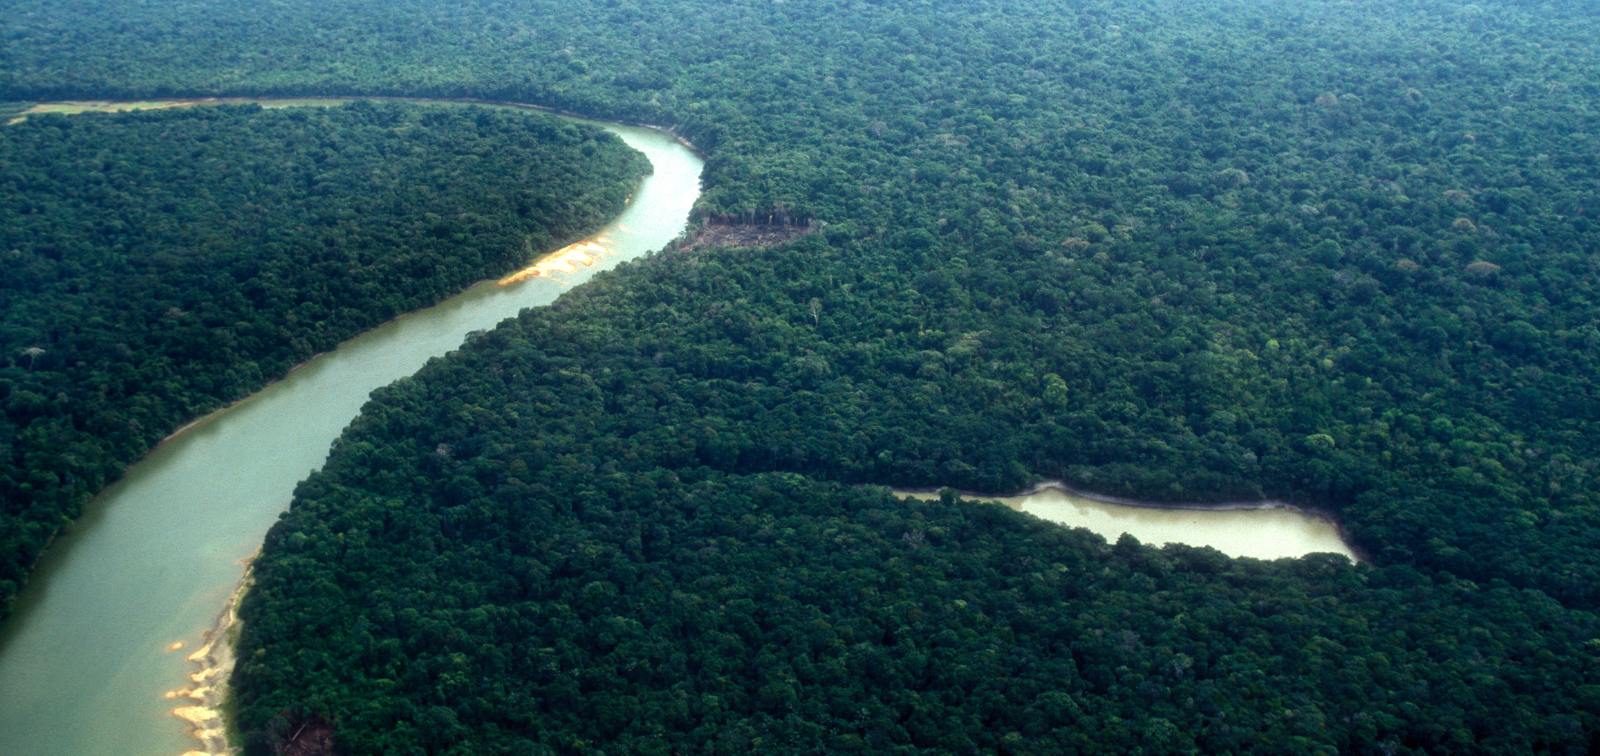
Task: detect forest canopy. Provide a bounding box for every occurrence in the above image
[0,102,648,619]
[1,0,1598,751]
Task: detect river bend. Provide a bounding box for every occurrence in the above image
[0,98,703,756]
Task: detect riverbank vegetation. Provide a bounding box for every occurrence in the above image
[233,290,1598,752]
[0,103,649,619]
[3,0,1599,750]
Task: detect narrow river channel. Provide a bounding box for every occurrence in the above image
[0,99,703,756]
[898,483,1357,561]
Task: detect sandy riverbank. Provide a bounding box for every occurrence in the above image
[171,563,251,756]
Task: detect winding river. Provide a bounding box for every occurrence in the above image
[0,98,703,756]
[0,98,1356,755]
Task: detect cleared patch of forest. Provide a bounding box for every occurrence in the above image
[675,219,815,253]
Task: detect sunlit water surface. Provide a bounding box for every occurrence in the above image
[900,484,1356,561]
[0,98,702,756]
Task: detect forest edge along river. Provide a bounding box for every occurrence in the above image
[0,97,702,756]
[0,97,1355,756]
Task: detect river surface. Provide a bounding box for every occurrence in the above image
[0,98,703,756]
[899,483,1356,561]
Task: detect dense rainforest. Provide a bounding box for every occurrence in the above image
[0,102,649,619]
[231,287,1598,753]
[2,0,1599,751]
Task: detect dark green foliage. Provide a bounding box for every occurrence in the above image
[230,283,1599,753]
[4,0,1600,750]
[4,0,1599,601]
[0,103,649,619]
